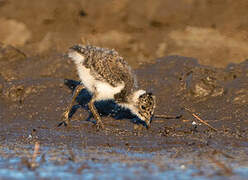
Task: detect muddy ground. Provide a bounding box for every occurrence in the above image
[0,0,248,179]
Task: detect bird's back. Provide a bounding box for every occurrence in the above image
[72,45,136,102]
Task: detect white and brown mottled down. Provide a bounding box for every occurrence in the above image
[61,44,156,129]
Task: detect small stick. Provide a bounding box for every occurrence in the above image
[31,141,40,169]
[184,108,218,132]
[155,114,182,119]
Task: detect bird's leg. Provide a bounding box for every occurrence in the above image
[58,84,85,127]
[88,96,104,129]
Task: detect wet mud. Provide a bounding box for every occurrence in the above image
[0,45,248,179]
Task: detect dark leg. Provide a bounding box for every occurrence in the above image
[58,84,85,127]
[88,96,104,129]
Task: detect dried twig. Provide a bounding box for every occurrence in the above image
[155,114,182,119]
[184,108,218,132]
[31,141,40,169]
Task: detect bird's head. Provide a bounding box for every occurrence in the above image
[127,90,156,129]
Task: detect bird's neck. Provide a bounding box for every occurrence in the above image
[119,89,145,110]
[129,89,146,103]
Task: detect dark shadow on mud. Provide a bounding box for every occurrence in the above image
[63,79,147,127]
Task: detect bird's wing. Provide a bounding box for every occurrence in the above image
[84,49,134,87]
[84,49,135,101]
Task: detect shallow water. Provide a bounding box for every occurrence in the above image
[0,143,248,180]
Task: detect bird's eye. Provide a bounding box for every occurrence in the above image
[141,105,145,110]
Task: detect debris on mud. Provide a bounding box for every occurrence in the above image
[0,50,248,179]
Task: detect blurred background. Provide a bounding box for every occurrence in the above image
[0,0,248,67]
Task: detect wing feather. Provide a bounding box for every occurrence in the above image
[74,45,135,101]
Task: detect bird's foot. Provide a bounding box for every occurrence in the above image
[57,120,69,127]
[95,121,104,130]
[57,111,71,127]
[133,124,146,131]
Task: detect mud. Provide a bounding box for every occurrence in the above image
[0,0,248,179]
[0,44,248,179]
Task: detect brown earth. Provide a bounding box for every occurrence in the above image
[1,0,248,67]
[0,44,248,179]
[0,0,248,179]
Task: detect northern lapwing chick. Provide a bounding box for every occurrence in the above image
[60,45,156,129]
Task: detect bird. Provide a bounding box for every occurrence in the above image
[60,44,156,129]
